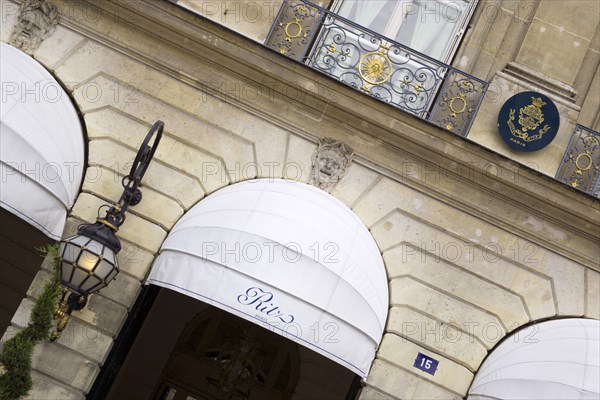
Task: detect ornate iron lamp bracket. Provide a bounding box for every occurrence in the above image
[51,120,164,341]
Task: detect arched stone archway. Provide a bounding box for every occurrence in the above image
[146,178,389,379]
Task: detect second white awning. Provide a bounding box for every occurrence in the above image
[147,179,389,378]
[469,318,600,400]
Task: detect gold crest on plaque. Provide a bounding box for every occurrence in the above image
[507,96,551,142]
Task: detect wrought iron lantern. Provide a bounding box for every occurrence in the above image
[51,120,164,341]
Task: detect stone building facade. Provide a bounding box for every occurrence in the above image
[0,0,599,399]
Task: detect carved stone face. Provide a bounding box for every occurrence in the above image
[9,1,59,53]
[317,151,343,177]
[310,138,354,192]
[12,10,45,52]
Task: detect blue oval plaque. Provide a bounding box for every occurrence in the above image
[497,91,560,152]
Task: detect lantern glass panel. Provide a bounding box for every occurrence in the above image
[80,277,101,293]
[95,258,114,280]
[106,268,118,283]
[79,250,100,272]
[71,267,90,289]
[71,235,91,247]
[102,246,116,264]
[85,240,104,254]
[60,262,75,284]
[61,241,80,264]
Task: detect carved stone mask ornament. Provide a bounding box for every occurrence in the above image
[10,0,60,53]
[310,138,354,192]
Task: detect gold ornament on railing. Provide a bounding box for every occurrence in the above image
[359,46,392,88]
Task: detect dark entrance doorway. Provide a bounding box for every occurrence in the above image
[106,288,358,400]
[0,207,53,335]
[155,307,299,399]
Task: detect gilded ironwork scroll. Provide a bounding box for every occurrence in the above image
[556,125,600,197]
[265,0,487,137]
[265,1,323,61]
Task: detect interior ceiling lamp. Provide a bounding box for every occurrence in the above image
[51,121,164,341]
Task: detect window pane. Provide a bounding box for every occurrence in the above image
[337,0,397,34]
[395,0,467,60]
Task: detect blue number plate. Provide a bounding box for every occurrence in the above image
[414,352,439,375]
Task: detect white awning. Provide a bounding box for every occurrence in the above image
[468,318,600,400]
[147,179,388,378]
[1,43,85,240]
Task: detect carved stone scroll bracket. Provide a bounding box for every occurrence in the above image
[9,0,60,54]
[310,137,354,192]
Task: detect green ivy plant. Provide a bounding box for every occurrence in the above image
[0,244,61,400]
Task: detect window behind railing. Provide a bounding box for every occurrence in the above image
[265,0,487,137]
[331,0,477,63]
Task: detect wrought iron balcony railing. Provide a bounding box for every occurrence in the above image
[556,124,600,197]
[265,0,488,137]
